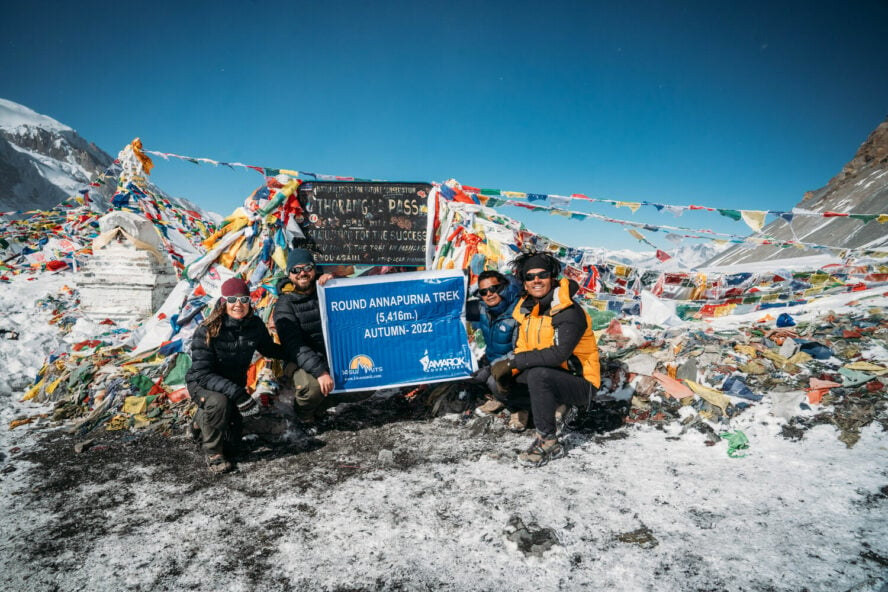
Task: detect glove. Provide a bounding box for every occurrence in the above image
[236,395,260,417]
[258,393,274,407]
[471,364,491,385]
[490,356,515,393]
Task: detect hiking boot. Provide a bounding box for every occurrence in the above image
[475,397,505,417]
[555,405,578,437]
[508,410,529,433]
[518,437,565,468]
[205,453,233,474]
[188,421,201,443]
[295,413,328,436]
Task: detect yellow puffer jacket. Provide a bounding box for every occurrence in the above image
[512,277,601,387]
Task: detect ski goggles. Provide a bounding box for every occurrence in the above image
[225,296,251,304]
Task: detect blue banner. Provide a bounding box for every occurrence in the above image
[318,270,476,392]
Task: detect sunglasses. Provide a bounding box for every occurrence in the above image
[476,284,503,297]
[225,296,250,304]
[289,263,315,275]
[524,270,552,281]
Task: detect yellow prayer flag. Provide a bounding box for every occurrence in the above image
[787,351,812,365]
[844,361,887,375]
[685,380,731,413]
[46,376,64,395]
[734,344,758,357]
[740,210,767,233]
[271,245,288,271]
[133,414,153,429]
[219,235,246,269]
[616,201,642,213]
[279,179,300,197]
[123,396,148,415]
[22,377,45,401]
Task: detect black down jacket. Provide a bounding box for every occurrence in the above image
[186,313,288,403]
[272,277,329,379]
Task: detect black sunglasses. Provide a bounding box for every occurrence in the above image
[289,263,315,275]
[524,270,552,281]
[476,283,503,297]
[225,296,250,304]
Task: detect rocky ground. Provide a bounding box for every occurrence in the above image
[3,390,887,592]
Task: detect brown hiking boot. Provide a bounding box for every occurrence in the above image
[508,410,529,433]
[475,397,505,417]
[518,436,565,467]
[206,453,233,474]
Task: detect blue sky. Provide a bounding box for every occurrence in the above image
[2,0,886,251]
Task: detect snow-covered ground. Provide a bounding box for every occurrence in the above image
[0,272,886,592]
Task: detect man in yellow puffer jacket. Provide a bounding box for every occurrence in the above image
[491,251,601,467]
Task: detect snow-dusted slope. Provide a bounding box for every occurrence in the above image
[0,98,114,212]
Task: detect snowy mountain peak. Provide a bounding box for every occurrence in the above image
[0,98,114,212]
[0,98,73,134]
[581,242,729,271]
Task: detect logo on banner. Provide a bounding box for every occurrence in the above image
[419,350,468,373]
[345,354,383,378]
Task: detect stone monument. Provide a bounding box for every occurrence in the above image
[77,210,177,324]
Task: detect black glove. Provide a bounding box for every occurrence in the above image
[235,393,260,417]
[471,364,491,384]
[490,356,515,392]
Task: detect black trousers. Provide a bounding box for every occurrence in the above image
[514,367,596,439]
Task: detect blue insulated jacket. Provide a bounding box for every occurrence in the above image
[473,276,521,362]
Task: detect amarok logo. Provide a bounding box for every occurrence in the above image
[419,350,467,372]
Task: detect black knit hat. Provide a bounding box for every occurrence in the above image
[510,251,562,281]
[286,248,315,269]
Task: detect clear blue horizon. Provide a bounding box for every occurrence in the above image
[3,0,886,251]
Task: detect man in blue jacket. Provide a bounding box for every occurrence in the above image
[465,270,530,432]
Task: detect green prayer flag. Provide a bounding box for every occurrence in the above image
[719,430,749,458]
[717,209,742,221]
[164,353,192,386]
[130,374,155,396]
